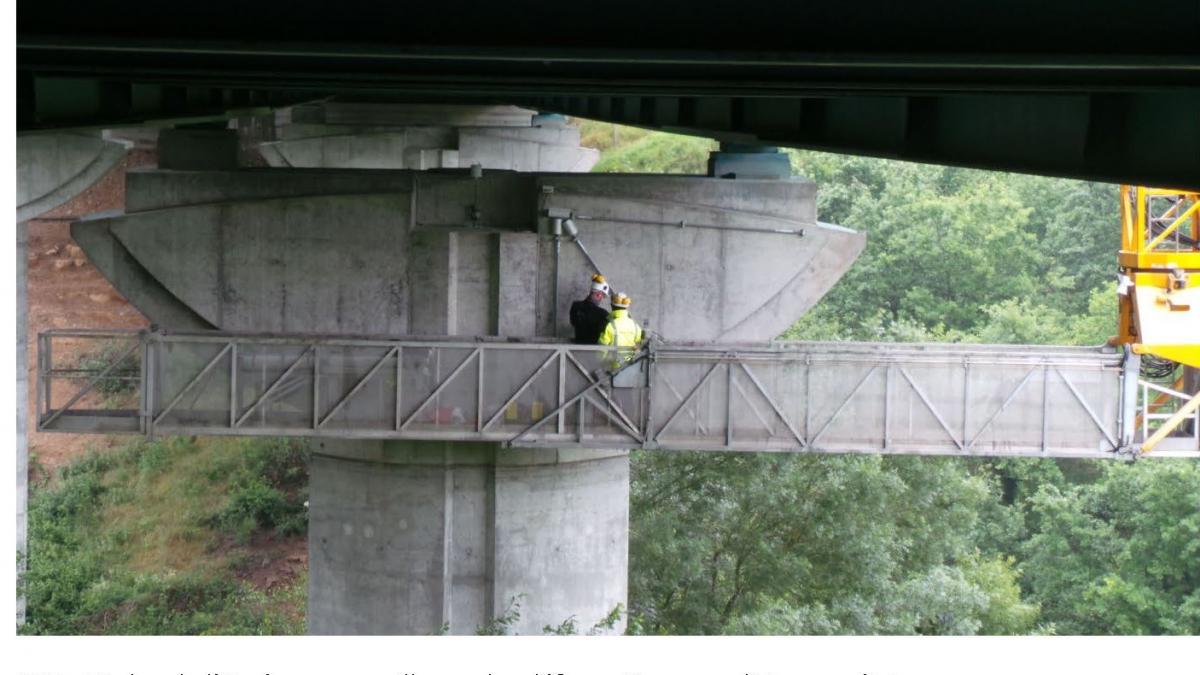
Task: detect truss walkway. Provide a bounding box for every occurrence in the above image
[36,329,1200,458]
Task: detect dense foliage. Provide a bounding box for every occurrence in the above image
[630,452,1039,635]
[21,437,308,635]
[780,153,1119,345]
[628,451,1199,635]
[580,121,1199,635]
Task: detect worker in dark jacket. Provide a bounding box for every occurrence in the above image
[570,273,611,343]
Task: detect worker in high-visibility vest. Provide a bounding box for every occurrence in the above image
[598,292,644,367]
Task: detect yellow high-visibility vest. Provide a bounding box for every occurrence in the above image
[598,309,644,364]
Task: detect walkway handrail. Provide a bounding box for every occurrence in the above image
[35,329,1198,458]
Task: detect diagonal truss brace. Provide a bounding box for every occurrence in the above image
[565,352,643,437]
[652,357,725,442]
[318,346,400,429]
[897,367,964,451]
[481,350,560,431]
[509,353,648,446]
[399,348,479,430]
[737,362,807,448]
[809,365,879,446]
[1054,367,1119,450]
[965,367,1037,451]
[659,370,709,435]
[152,343,232,426]
[235,345,315,427]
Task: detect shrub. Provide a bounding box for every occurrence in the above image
[216,478,294,542]
[74,339,140,397]
[22,456,109,634]
[242,438,310,493]
[212,438,310,540]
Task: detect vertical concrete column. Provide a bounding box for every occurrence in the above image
[16,220,28,626]
[308,441,628,635]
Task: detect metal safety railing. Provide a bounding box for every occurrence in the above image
[1120,186,1200,270]
[36,330,146,434]
[35,329,1200,458]
[638,342,1136,457]
[1140,379,1200,446]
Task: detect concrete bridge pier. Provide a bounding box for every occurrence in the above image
[61,107,860,634]
[308,440,628,635]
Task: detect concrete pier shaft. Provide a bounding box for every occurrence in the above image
[308,441,628,635]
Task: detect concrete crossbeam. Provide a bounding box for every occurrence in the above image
[72,169,861,342]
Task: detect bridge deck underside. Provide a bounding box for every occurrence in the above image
[36,331,1200,458]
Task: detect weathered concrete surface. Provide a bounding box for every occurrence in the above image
[17,132,128,221]
[73,169,862,341]
[258,103,599,172]
[537,173,861,341]
[72,210,214,330]
[308,441,628,635]
[16,221,28,626]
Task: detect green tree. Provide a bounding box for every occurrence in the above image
[1020,461,1200,634]
[628,452,1030,635]
[1014,177,1119,315]
[972,298,1074,345]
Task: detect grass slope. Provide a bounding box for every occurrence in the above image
[21,436,309,635]
[578,119,716,174]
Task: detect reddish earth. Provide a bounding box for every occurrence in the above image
[224,531,309,592]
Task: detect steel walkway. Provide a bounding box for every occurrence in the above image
[36,329,1200,458]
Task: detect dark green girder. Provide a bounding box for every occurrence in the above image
[17,0,1200,186]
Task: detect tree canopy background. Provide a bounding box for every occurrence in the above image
[584,122,1200,635]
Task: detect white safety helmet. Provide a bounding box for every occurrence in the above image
[590,273,610,295]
